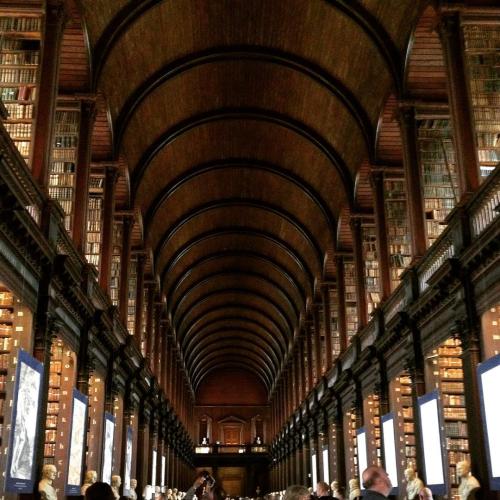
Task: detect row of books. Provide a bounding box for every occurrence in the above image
[88,197,103,211]
[423,186,456,198]
[4,122,31,138]
[52,148,76,161]
[51,161,76,173]
[425,197,455,209]
[476,132,500,147]
[470,79,500,93]
[14,140,29,157]
[3,102,33,119]
[0,67,37,83]
[0,51,39,65]
[0,291,13,306]
[0,308,12,321]
[478,149,500,162]
[48,173,74,187]
[85,242,101,254]
[86,228,102,241]
[48,186,73,200]
[0,337,12,351]
[0,17,41,32]
[54,135,78,148]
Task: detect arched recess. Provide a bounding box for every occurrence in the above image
[171,271,300,324]
[168,253,306,315]
[180,306,289,356]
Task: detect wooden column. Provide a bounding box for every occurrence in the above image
[153,303,162,378]
[297,336,305,402]
[321,284,333,368]
[167,333,174,400]
[438,9,480,196]
[99,165,119,291]
[398,106,427,259]
[145,284,155,369]
[72,97,97,254]
[136,406,151,496]
[119,214,134,325]
[31,0,66,188]
[350,218,368,328]
[161,322,169,393]
[305,321,314,393]
[134,253,146,351]
[313,305,323,379]
[335,256,348,352]
[371,171,392,299]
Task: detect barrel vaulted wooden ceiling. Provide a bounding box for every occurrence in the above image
[66,0,441,398]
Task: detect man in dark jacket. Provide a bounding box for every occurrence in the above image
[361,466,392,499]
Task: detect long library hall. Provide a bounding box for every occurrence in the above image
[0,1,499,500]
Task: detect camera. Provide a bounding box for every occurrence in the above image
[201,471,215,487]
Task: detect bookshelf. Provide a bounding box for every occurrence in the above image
[426,337,469,499]
[364,394,381,467]
[344,259,358,341]
[384,177,412,290]
[417,118,458,248]
[328,421,338,484]
[0,286,14,453]
[43,338,75,494]
[0,284,32,494]
[344,410,358,481]
[44,339,60,463]
[141,286,148,357]
[85,173,105,271]
[48,103,80,234]
[390,374,417,475]
[110,220,123,306]
[361,224,381,315]
[112,395,123,475]
[127,257,137,335]
[0,15,41,167]
[87,373,105,472]
[480,303,500,359]
[463,24,500,180]
[329,286,341,358]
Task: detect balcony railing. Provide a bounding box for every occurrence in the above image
[195,444,268,454]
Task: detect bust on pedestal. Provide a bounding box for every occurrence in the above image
[111,475,122,500]
[404,467,424,500]
[348,478,361,500]
[39,464,58,500]
[457,460,480,500]
[81,470,97,496]
[129,479,138,500]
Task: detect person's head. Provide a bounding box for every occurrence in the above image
[316,482,329,497]
[418,487,433,499]
[330,481,339,491]
[86,482,116,500]
[42,464,57,481]
[111,475,121,487]
[457,460,470,478]
[84,470,97,484]
[404,467,416,481]
[284,485,310,500]
[362,466,392,497]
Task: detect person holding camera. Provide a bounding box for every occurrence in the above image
[185,471,216,500]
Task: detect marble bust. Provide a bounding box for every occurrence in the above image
[81,470,97,496]
[39,464,57,500]
[404,467,424,500]
[348,478,361,500]
[457,460,480,500]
